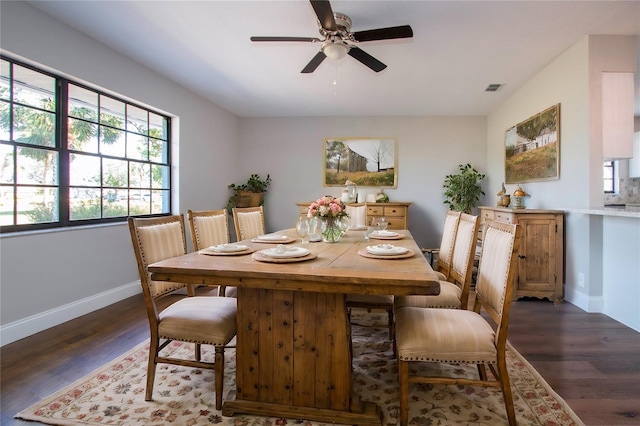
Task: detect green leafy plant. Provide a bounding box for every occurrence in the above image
[226,174,271,213]
[443,163,485,213]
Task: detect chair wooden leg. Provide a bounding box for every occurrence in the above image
[387,307,394,340]
[477,363,488,380]
[497,358,517,426]
[398,360,409,426]
[145,340,159,401]
[214,347,225,410]
[218,285,227,296]
[195,343,201,361]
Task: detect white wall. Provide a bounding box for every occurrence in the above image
[487,35,640,332]
[238,116,487,248]
[0,2,240,344]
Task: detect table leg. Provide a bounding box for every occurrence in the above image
[222,287,383,425]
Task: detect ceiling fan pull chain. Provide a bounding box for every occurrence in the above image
[333,60,339,96]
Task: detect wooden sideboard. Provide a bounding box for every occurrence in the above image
[297,202,411,230]
[479,206,564,304]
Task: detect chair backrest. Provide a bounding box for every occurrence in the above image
[346,204,366,228]
[128,215,191,306]
[232,206,265,241]
[437,210,462,279]
[448,213,480,309]
[187,209,230,250]
[474,220,521,348]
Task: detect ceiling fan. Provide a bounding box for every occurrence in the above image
[250,0,413,73]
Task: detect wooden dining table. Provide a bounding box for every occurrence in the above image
[149,228,439,426]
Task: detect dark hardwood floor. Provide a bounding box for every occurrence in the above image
[2,291,639,425]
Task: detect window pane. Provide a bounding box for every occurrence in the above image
[0,100,9,140]
[149,138,168,163]
[102,191,128,218]
[0,184,14,225]
[149,112,167,141]
[68,118,98,152]
[13,105,56,146]
[70,188,101,220]
[0,59,9,101]
[99,126,125,157]
[16,186,58,224]
[0,143,14,183]
[100,95,125,130]
[68,84,98,122]
[102,158,128,188]
[151,164,169,189]
[16,147,58,185]
[129,161,150,188]
[70,153,100,187]
[127,105,147,134]
[127,133,147,160]
[12,64,55,111]
[152,189,170,214]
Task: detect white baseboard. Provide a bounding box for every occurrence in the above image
[0,281,141,347]
[563,284,605,313]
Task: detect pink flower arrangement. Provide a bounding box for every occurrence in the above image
[307,196,349,219]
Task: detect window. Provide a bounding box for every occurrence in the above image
[0,56,171,232]
[603,160,615,193]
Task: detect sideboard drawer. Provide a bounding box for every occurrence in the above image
[495,212,514,223]
[386,218,405,230]
[481,209,495,221]
[384,206,405,217]
[367,206,384,216]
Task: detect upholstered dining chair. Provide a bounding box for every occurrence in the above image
[395,213,480,311]
[232,206,265,241]
[128,215,237,410]
[422,210,461,281]
[187,208,230,249]
[345,204,367,228]
[187,209,235,297]
[395,220,521,426]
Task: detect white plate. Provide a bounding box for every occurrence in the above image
[257,234,289,241]
[349,225,368,231]
[366,244,408,256]
[371,230,399,237]
[261,246,310,258]
[209,244,248,253]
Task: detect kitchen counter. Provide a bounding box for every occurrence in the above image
[566,205,640,218]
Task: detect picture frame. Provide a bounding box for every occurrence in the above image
[505,104,560,183]
[323,137,397,188]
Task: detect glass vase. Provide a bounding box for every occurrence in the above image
[321,217,343,243]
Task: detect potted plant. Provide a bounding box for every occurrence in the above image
[442,163,485,213]
[226,174,271,213]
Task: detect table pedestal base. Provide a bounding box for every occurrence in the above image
[225,287,383,425]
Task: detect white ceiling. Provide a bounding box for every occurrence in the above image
[28,0,640,118]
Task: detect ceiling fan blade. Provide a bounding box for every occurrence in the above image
[251,36,321,43]
[310,0,337,31]
[348,47,387,72]
[352,25,413,42]
[301,51,327,73]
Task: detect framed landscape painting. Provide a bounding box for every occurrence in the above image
[505,104,560,183]
[323,137,397,188]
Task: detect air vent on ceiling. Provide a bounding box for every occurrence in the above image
[485,84,503,92]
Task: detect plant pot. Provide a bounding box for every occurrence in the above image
[236,191,263,208]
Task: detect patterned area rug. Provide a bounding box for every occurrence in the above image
[17,311,584,425]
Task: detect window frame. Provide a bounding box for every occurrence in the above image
[603,160,616,194]
[0,55,172,233]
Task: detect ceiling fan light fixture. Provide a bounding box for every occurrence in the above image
[322,41,349,60]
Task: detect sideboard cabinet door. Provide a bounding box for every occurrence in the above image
[479,207,564,304]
